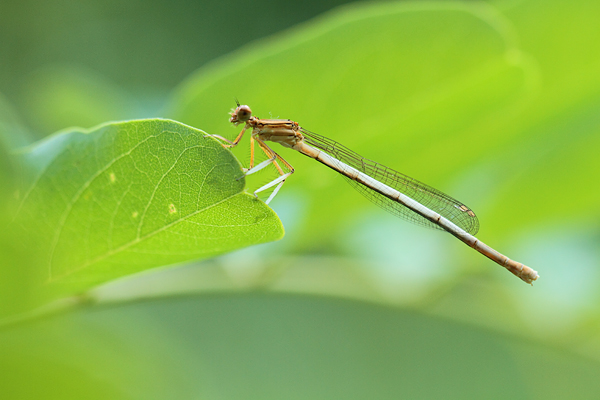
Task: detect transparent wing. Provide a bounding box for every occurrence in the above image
[301,129,480,235]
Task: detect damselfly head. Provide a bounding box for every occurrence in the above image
[230,104,252,125]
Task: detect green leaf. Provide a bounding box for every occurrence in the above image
[2,292,600,399]
[160,0,600,343]
[15,119,283,297]
[480,0,600,233]
[166,1,538,252]
[164,0,600,292]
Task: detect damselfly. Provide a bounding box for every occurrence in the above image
[211,103,539,284]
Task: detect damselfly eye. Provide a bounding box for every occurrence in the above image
[236,105,252,122]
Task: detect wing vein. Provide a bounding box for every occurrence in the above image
[301,128,479,235]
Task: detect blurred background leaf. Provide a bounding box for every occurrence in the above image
[166,0,600,337]
[1,0,600,398]
[2,293,600,399]
[167,1,537,253]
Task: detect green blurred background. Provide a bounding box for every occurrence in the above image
[2,0,600,398]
